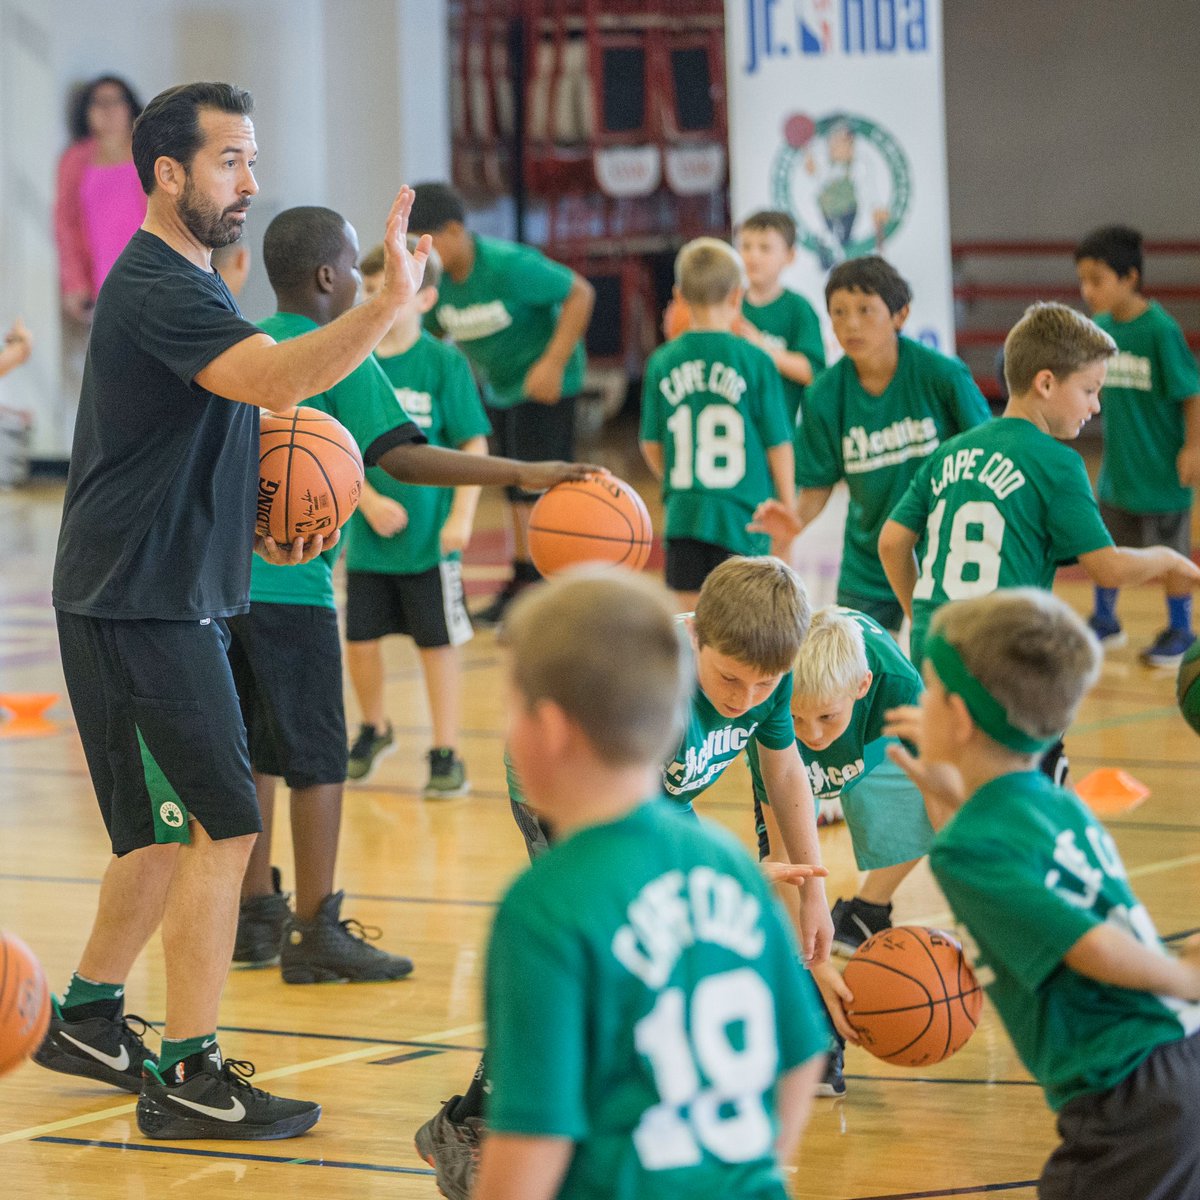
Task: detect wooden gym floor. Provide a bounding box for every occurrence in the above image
[1,419,1197,1199]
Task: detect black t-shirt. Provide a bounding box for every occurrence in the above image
[54,230,263,620]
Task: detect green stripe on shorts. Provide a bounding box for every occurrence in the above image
[137,728,192,845]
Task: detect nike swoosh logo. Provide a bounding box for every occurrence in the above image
[60,1033,130,1071]
[170,1095,247,1122]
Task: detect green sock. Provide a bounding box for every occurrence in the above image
[159,1033,218,1075]
[61,973,124,1012]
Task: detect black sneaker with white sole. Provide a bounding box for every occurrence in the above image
[138,1043,321,1141]
[32,995,156,1093]
[233,865,291,966]
[815,1043,847,1098]
[831,896,893,957]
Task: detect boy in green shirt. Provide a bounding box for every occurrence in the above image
[753,256,991,633]
[735,210,826,426]
[473,568,829,1200]
[880,302,1200,671]
[1075,224,1200,667]
[342,243,492,796]
[640,238,795,611]
[409,182,594,626]
[885,589,1200,1200]
[227,207,599,982]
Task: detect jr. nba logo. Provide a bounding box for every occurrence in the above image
[798,0,835,54]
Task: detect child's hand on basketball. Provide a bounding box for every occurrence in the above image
[255,530,339,565]
[810,959,860,1044]
[514,461,609,493]
[361,489,408,538]
[380,186,432,311]
[748,498,802,546]
[760,861,830,888]
[523,356,566,405]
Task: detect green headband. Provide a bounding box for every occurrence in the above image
[925,631,1059,755]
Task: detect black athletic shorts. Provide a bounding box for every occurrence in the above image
[1040,1030,1200,1200]
[344,562,473,649]
[487,395,577,502]
[1099,502,1190,556]
[226,603,347,788]
[836,587,905,636]
[56,610,261,855]
[665,537,735,594]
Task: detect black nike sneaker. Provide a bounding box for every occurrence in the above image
[137,1042,321,1141]
[32,995,156,1093]
[280,892,414,984]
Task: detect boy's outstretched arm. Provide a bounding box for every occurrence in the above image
[1064,924,1200,1002]
[749,487,833,554]
[878,520,921,620]
[766,442,796,508]
[473,1134,575,1200]
[757,742,833,964]
[378,442,602,492]
[1078,544,1200,593]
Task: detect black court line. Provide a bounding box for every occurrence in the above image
[1164,926,1200,944]
[1105,819,1200,834]
[33,1137,436,1176]
[370,1048,443,1066]
[845,1073,1038,1088]
[845,1183,1036,1199]
[1070,755,1198,771]
[209,1025,482,1052]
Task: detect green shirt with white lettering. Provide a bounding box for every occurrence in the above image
[888,417,1114,664]
[424,234,585,409]
[931,770,1200,1110]
[486,798,828,1200]
[746,608,920,808]
[249,312,422,608]
[795,336,991,603]
[640,331,793,556]
[344,333,491,576]
[1093,301,1200,513]
[741,289,826,425]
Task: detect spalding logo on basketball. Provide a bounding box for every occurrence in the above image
[258,408,364,545]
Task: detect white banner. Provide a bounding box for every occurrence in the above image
[724,0,955,355]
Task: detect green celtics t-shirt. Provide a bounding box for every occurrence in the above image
[1094,301,1200,513]
[343,334,491,576]
[796,337,991,603]
[640,331,793,556]
[931,771,1200,1110]
[249,312,423,608]
[424,234,585,408]
[888,417,1114,664]
[747,608,921,808]
[486,798,828,1200]
[741,289,826,425]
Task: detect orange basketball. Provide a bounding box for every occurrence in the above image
[257,408,364,545]
[662,297,692,340]
[843,926,984,1067]
[528,476,653,575]
[0,931,51,1077]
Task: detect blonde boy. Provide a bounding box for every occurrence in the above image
[886,590,1200,1199]
[641,238,794,610]
[473,569,829,1200]
[342,243,491,795]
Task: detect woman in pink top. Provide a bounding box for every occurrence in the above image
[54,75,145,323]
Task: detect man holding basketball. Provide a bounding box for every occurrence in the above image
[38,81,589,1141]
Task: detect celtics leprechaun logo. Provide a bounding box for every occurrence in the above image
[771,112,911,269]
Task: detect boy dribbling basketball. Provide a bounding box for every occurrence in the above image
[473,568,829,1200]
[886,589,1200,1199]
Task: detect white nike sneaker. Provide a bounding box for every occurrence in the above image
[33,995,155,1093]
[137,1043,321,1141]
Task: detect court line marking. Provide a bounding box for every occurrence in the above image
[844,1073,1037,1087]
[32,1137,436,1175]
[846,1183,1036,1199]
[0,1020,483,1147]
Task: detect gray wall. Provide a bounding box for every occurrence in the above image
[0,0,448,458]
